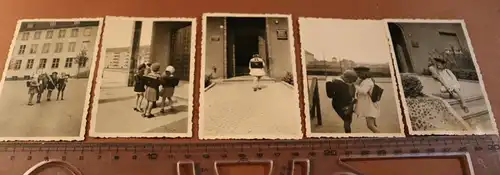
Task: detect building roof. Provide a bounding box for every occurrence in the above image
[19,21,100,32]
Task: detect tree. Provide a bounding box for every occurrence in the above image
[74,49,89,79]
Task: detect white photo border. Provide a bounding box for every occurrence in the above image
[88,16,197,138]
[0,18,104,141]
[298,17,406,138]
[383,18,499,136]
[199,13,303,140]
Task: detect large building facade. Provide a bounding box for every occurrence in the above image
[204,17,293,79]
[6,21,100,79]
[388,22,476,74]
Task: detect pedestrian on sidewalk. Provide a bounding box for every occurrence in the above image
[249,54,266,91]
[325,70,358,133]
[428,56,469,113]
[353,66,381,133]
[159,65,180,113]
[26,74,40,106]
[46,72,58,101]
[142,63,161,118]
[134,65,146,112]
[56,72,68,100]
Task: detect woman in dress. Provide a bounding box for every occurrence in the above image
[133,65,146,112]
[142,63,161,118]
[401,73,471,131]
[159,65,180,113]
[353,67,380,133]
[249,54,266,91]
[56,72,69,100]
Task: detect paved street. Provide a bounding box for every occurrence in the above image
[307,76,403,134]
[0,79,89,137]
[202,80,303,139]
[93,69,190,134]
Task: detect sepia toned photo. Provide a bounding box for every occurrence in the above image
[199,13,302,139]
[0,18,103,141]
[386,19,498,135]
[299,18,405,137]
[89,17,196,138]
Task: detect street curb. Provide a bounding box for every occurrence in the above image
[205,82,216,92]
[280,81,295,89]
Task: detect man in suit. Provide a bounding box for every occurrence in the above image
[325,70,358,133]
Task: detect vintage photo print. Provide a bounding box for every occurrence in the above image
[0,18,103,141]
[385,19,498,135]
[199,13,302,139]
[89,16,196,138]
[299,18,405,138]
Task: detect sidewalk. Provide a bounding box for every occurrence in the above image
[94,80,191,134]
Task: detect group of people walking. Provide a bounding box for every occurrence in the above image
[325,66,383,133]
[133,61,180,118]
[26,72,69,106]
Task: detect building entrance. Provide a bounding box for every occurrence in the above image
[388,23,414,73]
[226,18,268,78]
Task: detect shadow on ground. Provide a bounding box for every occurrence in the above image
[146,118,188,133]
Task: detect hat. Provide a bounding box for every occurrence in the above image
[165,65,175,73]
[353,66,370,72]
[52,72,58,75]
[342,70,358,79]
[433,56,446,64]
[252,54,260,58]
[151,63,161,72]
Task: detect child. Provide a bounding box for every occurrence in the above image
[46,72,58,101]
[36,73,48,104]
[429,56,469,113]
[159,66,180,113]
[134,66,146,112]
[142,63,162,118]
[249,54,266,91]
[27,75,39,106]
[56,73,68,100]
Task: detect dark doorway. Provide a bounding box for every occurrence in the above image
[388,23,414,73]
[226,17,267,78]
[170,24,192,80]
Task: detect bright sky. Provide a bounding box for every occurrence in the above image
[101,18,153,48]
[300,19,391,64]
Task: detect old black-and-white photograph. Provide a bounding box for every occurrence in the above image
[300,18,405,137]
[200,13,302,139]
[89,17,196,138]
[386,19,498,135]
[0,18,103,140]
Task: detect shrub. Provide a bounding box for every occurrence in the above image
[282,72,294,85]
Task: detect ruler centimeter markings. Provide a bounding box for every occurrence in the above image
[1,136,500,175]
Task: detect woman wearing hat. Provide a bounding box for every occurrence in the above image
[429,56,469,113]
[353,66,380,133]
[159,65,180,113]
[249,54,266,91]
[142,63,162,118]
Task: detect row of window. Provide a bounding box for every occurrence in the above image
[20,28,93,41]
[17,41,90,55]
[8,58,87,70]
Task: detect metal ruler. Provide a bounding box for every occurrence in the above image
[4,135,500,175]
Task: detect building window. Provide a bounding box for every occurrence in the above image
[18,45,26,55]
[58,29,66,38]
[68,42,76,52]
[74,21,80,25]
[71,28,79,37]
[46,30,53,39]
[26,59,34,69]
[42,43,50,53]
[55,43,63,53]
[39,59,47,68]
[27,23,35,28]
[49,22,56,27]
[51,58,60,68]
[21,32,29,40]
[34,31,41,40]
[14,60,22,70]
[84,28,92,36]
[81,41,90,50]
[65,57,73,68]
[30,44,38,54]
